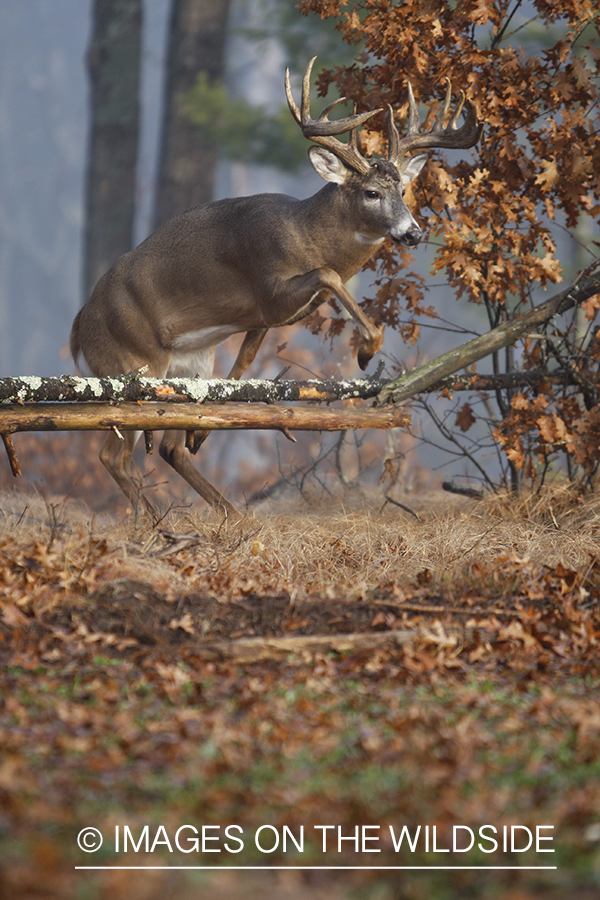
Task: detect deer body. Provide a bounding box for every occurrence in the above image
[71,58,481,519]
[74,165,420,373]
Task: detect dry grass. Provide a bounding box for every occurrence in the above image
[2,481,598,609]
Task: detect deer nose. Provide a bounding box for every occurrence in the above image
[401,227,423,247]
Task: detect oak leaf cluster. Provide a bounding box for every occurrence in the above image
[300,0,600,485]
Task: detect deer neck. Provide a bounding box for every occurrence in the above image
[296,184,385,280]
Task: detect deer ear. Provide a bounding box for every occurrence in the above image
[400,153,428,185]
[308,146,350,184]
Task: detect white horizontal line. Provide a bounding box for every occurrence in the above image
[75,866,558,871]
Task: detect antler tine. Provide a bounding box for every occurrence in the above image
[386,104,400,162]
[285,57,383,175]
[448,93,466,130]
[318,96,349,121]
[389,78,483,171]
[386,80,422,163]
[431,77,453,132]
[300,55,317,124]
[406,81,420,135]
[285,64,303,127]
[348,103,363,156]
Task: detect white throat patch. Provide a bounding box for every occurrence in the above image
[354,231,386,245]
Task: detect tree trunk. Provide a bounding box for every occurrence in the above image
[83,0,142,300]
[154,0,231,227]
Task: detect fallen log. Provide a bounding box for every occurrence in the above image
[0,401,410,435]
[0,374,384,405]
[0,368,594,406]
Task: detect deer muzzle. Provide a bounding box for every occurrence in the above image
[394,226,423,247]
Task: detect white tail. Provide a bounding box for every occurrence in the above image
[71,57,482,519]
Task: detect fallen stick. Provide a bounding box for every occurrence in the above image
[184,629,422,662]
[1,433,20,476]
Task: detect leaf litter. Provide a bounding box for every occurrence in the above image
[1,485,600,899]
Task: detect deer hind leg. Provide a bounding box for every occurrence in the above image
[99,429,157,517]
[187,327,269,454]
[159,429,241,520]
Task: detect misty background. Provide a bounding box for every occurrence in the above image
[0,1,89,375]
[0,0,334,378]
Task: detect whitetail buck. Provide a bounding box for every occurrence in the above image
[71,57,482,519]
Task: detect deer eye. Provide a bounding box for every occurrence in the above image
[365,189,381,200]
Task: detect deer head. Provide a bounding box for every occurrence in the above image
[285,57,483,247]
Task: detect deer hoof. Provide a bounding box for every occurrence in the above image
[357,347,373,371]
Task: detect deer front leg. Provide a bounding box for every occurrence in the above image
[228,327,269,379]
[333,278,384,370]
[187,328,269,454]
[270,268,383,370]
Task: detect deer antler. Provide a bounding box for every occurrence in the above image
[387,78,483,172]
[285,56,382,176]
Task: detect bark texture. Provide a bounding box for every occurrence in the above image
[154,0,231,226]
[83,0,142,299]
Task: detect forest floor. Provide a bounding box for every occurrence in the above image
[1,478,600,900]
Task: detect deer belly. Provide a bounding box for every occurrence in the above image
[168,325,244,378]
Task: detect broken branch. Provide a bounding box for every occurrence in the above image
[1,433,21,477]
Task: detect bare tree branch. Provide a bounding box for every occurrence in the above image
[378,269,600,404]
